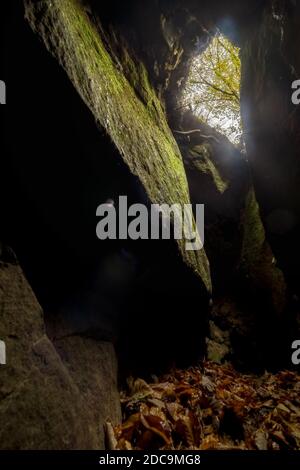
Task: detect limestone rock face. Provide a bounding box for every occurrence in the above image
[24,0,211,294]
[175,113,287,368]
[0,253,120,449]
[54,336,121,442]
[176,112,250,287]
[241,0,300,293]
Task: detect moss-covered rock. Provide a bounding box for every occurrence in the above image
[174,112,287,368]
[207,188,287,369]
[176,112,249,289]
[189,144,229,194]
[24,0,211,292]
[240,187,287,316]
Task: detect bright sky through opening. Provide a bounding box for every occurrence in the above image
[182,34,242,147]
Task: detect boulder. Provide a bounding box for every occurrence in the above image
[0,250,120,449]
[24,0,211,294]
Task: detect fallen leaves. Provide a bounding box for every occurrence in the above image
[112,361,300,450]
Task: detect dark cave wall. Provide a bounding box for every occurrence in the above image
[1,2,209,450]
[2,0,298,371]
[172,111,287,369]
[1,0,300,451]
[0,251,121,449]
[2,0,298,370]
[143,0,291,366]
[241,0,300,295]
[2,0,211,376]
[156,0,300,364]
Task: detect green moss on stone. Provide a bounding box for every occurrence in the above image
[190,144,229,194]
[240,187,286,314]
[24,0,211,291]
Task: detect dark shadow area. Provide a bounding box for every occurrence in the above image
[0,1,209,377]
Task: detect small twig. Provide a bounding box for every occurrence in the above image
[173,129,220,143]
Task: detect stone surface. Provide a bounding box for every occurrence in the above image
[175,113,287,368]
[54,336,121,442]
[6,0,296,374]
[241,0,300,293]
[176,112,250,288]
[239,187,287,317]
[206,338,230,364]
[24,0,211,293]
[0,253,120,449]
[206,321,231,364]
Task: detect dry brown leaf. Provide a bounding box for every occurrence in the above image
[140,413,172,445]
[114,362,300,450]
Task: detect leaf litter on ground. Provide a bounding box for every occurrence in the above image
[111,361,300,450]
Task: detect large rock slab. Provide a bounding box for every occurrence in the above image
[24,0,211,293]
[240,0,300,293]
[0,252,120,449]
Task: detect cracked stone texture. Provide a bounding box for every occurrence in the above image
[0,257,121,449]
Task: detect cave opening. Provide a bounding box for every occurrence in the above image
[181,32,243,149]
